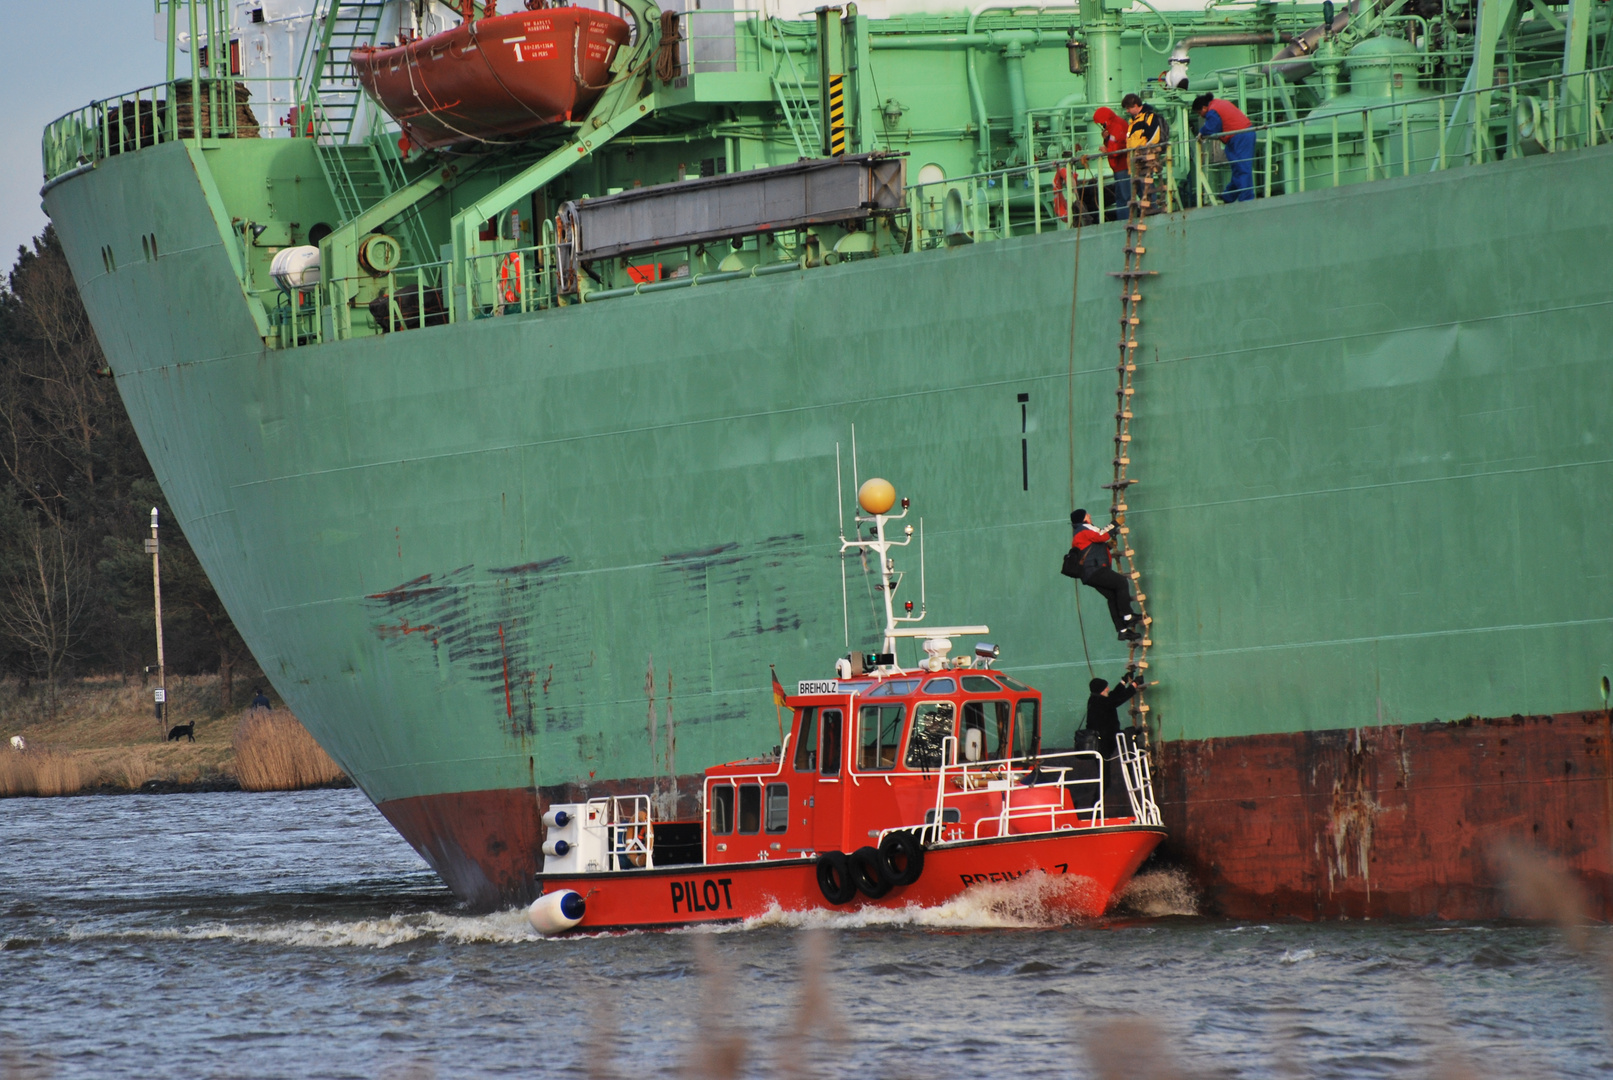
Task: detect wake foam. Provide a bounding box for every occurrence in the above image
[728,870,1102,933]
[1116,867,1201,917]
[67,908,537,949]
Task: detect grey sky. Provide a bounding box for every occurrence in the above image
[0,3,167,270]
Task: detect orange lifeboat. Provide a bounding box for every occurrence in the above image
[353,3,631,151]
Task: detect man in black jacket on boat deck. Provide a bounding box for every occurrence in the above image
[1083,667,1142,815]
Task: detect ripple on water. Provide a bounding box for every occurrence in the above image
[1,789,1609,1080]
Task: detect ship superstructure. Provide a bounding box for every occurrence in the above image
[38,0,1613,914]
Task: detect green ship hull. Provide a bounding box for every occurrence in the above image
[39,0,1613,913]
[44,137,1613,908]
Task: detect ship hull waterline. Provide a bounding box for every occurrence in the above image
[535,826,1167,931]
[41,137,1613,917]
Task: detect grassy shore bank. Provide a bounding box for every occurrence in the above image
[0,675,346,796]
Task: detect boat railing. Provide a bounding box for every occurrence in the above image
[41,77,305,182]
[915,737,1104,845]
[602,794,657,870]
[1115,730,1163,827]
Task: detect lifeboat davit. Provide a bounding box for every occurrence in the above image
[352,3,631,151]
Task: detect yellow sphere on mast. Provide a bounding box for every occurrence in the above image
[858,478,897,515]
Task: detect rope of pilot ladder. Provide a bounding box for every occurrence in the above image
[1065,192,1094,680]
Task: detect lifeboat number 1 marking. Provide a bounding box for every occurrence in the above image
[670,878,735,914]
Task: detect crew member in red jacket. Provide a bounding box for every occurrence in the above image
[1089,107,1131,220]
[1071,509,1142,640]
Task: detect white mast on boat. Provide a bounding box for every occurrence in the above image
[837,465,986,666]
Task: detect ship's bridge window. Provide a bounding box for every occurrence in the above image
[857,704,906,770]
[792,707,818,772]
[1013,699,1041,759]
[864,679,920,698]
[711,784,734,834]
[765,783,789,833]
[905,701,956,770]
[920,677,957,695]
[997,675,1032,692]
[738,784,762,834]
[961,700,1010,762]
[821,709,843,776]
[961,675,1001,692]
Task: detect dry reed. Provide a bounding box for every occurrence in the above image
[0,748,84,797]
[232,711,345,791]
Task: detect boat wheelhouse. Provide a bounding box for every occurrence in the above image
[526,478,1164,933]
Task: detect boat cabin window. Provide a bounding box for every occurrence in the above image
[905,701,956,770]
[997,675,1032,691]
[863,679,920,698]
[961,700,1010,762]
[920,677,956,694]
[857,704,905,770]
[711,784,734,834]
[765,783,789,833]
[821,709,842,775]
[792,707,817,772]
[738,784,762,834]
[961,675,1001,692]
[1014,698,1041,759]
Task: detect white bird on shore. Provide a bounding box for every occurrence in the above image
[9,735,24,752]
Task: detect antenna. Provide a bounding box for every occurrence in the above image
[835,442,845,539]
[836,443,849,647]
[919,518,926,613]
[850,424,860,502]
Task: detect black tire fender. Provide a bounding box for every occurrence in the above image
[877,830,925,888]
[849,845,891,899]
[815,851,857,905]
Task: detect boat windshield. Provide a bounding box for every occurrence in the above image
[863,678,920,698]
[1014,698,1040,758]
[996,675,1032,691]
[857,704,905,769]
[792,707,817,771]
[961,675,1000,692]
[904,701,955,770]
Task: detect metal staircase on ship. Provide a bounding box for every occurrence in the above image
[299,1,433,263]
[761,18,821,157]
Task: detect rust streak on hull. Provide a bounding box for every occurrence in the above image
[1156,711,1613,920]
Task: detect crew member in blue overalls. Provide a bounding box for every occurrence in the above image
[1192,93,1256,203]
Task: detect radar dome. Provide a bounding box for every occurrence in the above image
[858,478,897,515]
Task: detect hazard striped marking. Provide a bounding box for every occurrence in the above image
[828,73,846,156]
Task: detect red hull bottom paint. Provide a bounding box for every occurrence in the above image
[377,787,543,910]
[536,828,1165,931]
[1156,711,1613,920]
[376,712,1611,918]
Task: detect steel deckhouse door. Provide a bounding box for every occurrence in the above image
[813,706,846,854]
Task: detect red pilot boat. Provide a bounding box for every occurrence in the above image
[352,2,630,151]
[527,475,1166,934]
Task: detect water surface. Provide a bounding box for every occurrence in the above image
[2,789,1607,1078]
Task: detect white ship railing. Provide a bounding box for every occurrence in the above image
[913,733,1160,846]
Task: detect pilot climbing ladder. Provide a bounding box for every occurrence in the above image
[1105,171,1160,725]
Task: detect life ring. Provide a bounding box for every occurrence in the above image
[621,807,649,868]
[876,830,924,887]
[1052,166,1070,220]
[815,851,857,905]
[849,845,891,899]
[499,251,522,304]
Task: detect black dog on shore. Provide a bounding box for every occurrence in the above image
[166,722,195,743]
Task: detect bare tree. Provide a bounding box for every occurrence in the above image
[0,516,90,708]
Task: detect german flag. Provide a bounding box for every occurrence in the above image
[770,664,788,707]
